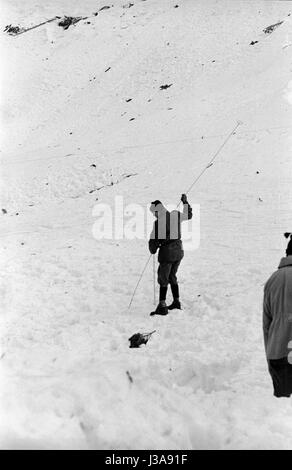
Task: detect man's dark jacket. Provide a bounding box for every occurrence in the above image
[263,256,292,359]
[148,202,192,263]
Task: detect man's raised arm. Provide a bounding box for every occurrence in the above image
[180,193,193,221]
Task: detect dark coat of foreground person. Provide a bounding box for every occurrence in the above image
[263,234,292,397]
[148,194,192,316]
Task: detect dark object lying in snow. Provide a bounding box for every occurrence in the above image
[89,172,137,193]
[263,21,283,35]
[128,330,156,348]
[4,17,60,37]
[126,370,133,383]
[250,40,259,46]
[4,24,25,35]
[160,84,173,90]
[58,16,84,30]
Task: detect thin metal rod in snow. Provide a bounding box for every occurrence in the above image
[153,255,156,306]
[128,121,242,309]
[10,17,60,37]
[128,254,152,309]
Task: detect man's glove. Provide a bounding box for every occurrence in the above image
[181,193,188,204]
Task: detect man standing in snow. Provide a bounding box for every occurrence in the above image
[148,194,192,316]
[263,233,292,397]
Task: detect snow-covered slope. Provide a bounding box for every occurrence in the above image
[0,0,292,449]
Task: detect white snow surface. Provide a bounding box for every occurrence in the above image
[0,0,292,449]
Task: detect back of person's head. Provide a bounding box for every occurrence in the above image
[151,200,162,208]
[150,200,165,216]
[284,232,292,256]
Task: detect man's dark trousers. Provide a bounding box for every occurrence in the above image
[158,261,181,287]
[268,357,292,397]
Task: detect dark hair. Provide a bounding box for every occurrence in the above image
[151,200,162,207]
[284,232,292,256]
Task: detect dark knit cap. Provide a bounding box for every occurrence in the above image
[151,200,162,207]
[284,232,292,256]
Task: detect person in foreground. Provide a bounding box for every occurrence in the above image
[148,194,192,316]
[263,233,292,397]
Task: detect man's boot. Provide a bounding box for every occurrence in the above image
[153,301,168,315]
[168,284,181,310]
[150,286,168,316]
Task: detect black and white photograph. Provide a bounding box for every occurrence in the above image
[0,0,292,452]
